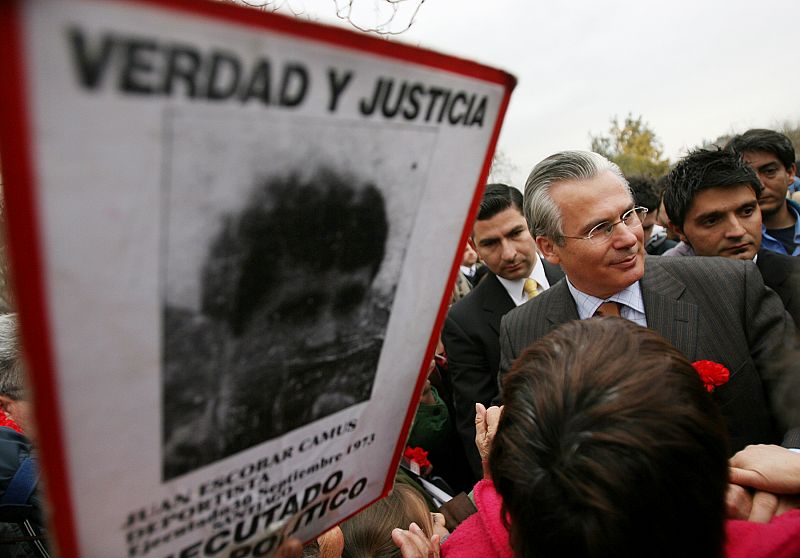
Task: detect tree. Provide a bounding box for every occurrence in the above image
[590,114,670,178]
[698,120,800,154]
[487,149,518,185]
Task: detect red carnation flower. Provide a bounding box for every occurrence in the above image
[404,446,431,468]
[692,360,730,393]
[0,413,22,434]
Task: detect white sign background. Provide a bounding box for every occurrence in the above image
[7,0,514,556]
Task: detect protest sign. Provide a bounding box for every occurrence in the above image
[0,0,515,555]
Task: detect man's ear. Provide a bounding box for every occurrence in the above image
[673,223,689,244]
[535,236,561,265]
[467,236,477,252]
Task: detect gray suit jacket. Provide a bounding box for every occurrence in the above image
[499,256,799,453]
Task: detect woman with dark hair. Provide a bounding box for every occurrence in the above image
[393,318,800,558]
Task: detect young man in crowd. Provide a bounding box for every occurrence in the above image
[726,129,799,256]
[661,148,799,325]
[441,184,563,481]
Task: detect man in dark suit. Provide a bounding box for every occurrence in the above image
[661,148,800,325]
[499,151,799,453]
[442,184,563,480]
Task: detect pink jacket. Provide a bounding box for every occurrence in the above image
[441,481,800,558]
[725,508,800,558]
[441,479,513,558]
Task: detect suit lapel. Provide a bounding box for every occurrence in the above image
[756,249,790,288]
[481,274,515,336]
[545,280,579,327]
[640,258,699,360]
[542,259,565,285]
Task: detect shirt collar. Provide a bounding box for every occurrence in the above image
[566,278,645,320]
[496,255,549,307]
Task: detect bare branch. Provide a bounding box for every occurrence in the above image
[222,0,425,36]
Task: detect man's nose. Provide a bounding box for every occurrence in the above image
[500,240,516,260]
[612,220,639,248]
[724,216,747,238]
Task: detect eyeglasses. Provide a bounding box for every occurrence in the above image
[564,206,649,245]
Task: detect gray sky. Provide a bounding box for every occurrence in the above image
[270,0,800,187]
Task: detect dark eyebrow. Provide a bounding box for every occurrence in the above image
[693,209,722,223]
[756,162,779,172]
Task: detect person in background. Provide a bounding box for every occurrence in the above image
[0,313,49,556]
[442,184,563,481]
[661,148,800,324]
[340,480,447,558]
[627,175,676,255]
[788,159,800,202]
[726,129,799,256]
[458,242,486,287]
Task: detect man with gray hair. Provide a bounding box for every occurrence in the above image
[499,150,799,453]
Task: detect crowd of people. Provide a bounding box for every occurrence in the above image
[2,127,799,557]
[275,127,800,557]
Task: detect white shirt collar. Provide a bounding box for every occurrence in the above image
[497,255,551,307]
[566,278,647,326]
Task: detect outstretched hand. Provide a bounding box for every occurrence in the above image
[391,522,441,558]
[475,403,502,479]
[729,444,800,494]
[726,444,800,523]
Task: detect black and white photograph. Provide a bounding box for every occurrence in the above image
[161,112,434,479]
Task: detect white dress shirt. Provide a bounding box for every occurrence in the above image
[566,279,648,327]
[497,256,551,307]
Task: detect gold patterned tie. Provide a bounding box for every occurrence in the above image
[523,278,540,300]
[595,301,621,317]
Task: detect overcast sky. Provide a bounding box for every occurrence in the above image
[270,0,799,187]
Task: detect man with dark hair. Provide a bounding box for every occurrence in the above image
[726,129,799,256]
[662,148,800,324]
[628,175,676,255]
[499,150,799,454]
[441,184,563,480]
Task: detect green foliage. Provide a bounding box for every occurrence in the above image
[590,114,670,178]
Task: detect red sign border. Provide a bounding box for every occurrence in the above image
[0,1,515,555]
